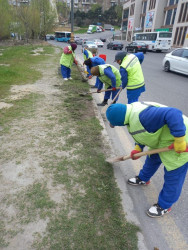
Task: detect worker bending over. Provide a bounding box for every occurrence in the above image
[91,64,122,106]
[84,56,105,88]
[106,102,188,217]
[83,48,93,79]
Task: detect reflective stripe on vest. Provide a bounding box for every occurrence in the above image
[98,64,121,89]
[60,46,75,68]
[121,54,145,90]
[125,102,188,171]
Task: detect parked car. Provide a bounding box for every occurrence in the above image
[75,37,83,45]
[46,34,55,40]
[82,40,98,55]
[93,39,104,47]
[107,41,124,50]
[50,35,55,40]
[163,47,188,76]
[100,37,106,42]
[125,42,148,54]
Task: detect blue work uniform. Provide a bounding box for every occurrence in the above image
[98,67,120,101]
[120,52,145,104]
[84,50,92,77]
[90,57,105,87]
[137,106,188,209]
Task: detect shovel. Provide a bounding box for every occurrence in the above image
[79,87,122,96]
[101,88,123,114]
[106,147,173,163]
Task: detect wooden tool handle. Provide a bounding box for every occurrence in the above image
[123,147,171,160]
[101,88,123,114]
[110,88,122,104]
[107,147,171,163]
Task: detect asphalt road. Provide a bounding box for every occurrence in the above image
[49,31,188,250]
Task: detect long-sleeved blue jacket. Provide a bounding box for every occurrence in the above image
[98,67,117,90]
[137,106,186,149]
[91,56,105,67]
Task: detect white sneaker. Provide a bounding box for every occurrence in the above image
[147,203,171,218]
[68,77,72,80]
[64,78,68,81]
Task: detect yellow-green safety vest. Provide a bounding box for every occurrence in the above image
[121,54,145,90]
[60,46,75,68]
[84,49,93,60]
[124,102,188,171]
[98,64,121,89]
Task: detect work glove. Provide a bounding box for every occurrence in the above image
[88,75,92,79]
[131,145,142,160]
[74,59,78,65]
[112,87,116,91]
[168,136,187,153]
[67,50,72,54]
[97,89,101,93]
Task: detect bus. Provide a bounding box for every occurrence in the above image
[54,31,71,42]
[133,31,172,52]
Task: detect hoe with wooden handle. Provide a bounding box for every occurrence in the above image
[101,88,123,114]
[106,147,172,163]
[79,87,122,96]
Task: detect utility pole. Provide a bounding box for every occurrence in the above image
[70,0,75,42]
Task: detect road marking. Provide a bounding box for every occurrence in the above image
[114,126,188,249]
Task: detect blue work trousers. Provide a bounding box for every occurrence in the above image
[127,85,145,104]
[61,65,71,79]
[104,86,120,102]
[139,153,188,209]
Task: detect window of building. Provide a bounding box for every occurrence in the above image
[173,26,188,46]
[181,27,188,46]
[182,3,188,22]
[123,9,129,19]
[165,9,172,25]
[130,3,135,16]
[169,0,174,6]
[122,21,128,31]
[177,27,183,46]
[178,3,185,23]
[141,16,145,28]
[149,0,156,10]
[173,27,179,44]
[175,0,179,4]
[143,1,147,14]
[171,8,176,25]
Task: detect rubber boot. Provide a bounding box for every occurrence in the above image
[97,99,108,106]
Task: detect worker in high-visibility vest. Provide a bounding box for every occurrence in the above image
[91,64,121,106]
[83,47,93,79]
[106,101,188,217]
[84,56,105,88]
[60,43,77,81]
[114,51,145,104]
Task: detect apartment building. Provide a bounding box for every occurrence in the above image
[122,0,188,47]
[66,0,119,12]
[171,0,188,47]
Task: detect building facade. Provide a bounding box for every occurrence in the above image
[66,0,119,12]
[122,0,188,47]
